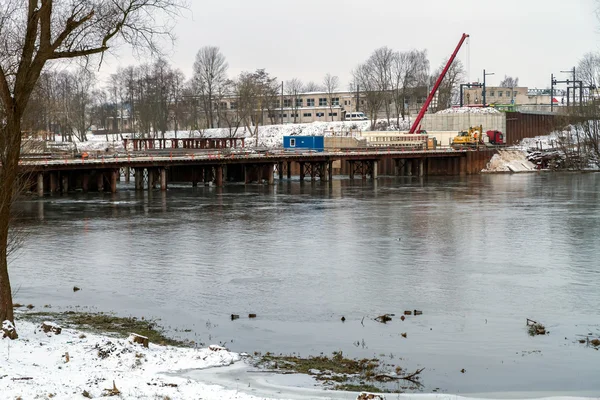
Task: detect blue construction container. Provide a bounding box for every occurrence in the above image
[283,136,324,152]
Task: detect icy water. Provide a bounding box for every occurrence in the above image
[10,173,600,396]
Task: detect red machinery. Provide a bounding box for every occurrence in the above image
[409,33,470,134]
[486,130,504,145]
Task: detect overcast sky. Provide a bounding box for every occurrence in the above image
[101,0,599,90]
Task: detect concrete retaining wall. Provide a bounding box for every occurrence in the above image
[421,113,506,134]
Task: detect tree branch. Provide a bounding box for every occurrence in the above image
[50,47,109,60]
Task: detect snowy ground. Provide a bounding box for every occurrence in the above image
[44,119,413,153]
[1,319,273,400]
[436,107,501,115]
[484,150,536,173]
[3,320,598,400]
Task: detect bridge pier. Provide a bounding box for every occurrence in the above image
[135,168,143,190]
[37,172,44,196]
[61,173,69,194]
[82,173,89,192]
[348,161,354,179]
[320,162,328,182]
[278,162,283,180]
[97,172,104,192]
[216,165,224,187]
[125,167,131,183]
[49,173,58,194]
[191,168,198,187]
[406,160,413,176]
[111,169,118,193]
[299,162,305,181]
[147,169,154,191]
[287,161,292,179]
[159,168,167,191]
[372,160,378,180]
[419,159,424,177]
[204,167,212,186]
[264,164,274,185]
[328,161,333,181]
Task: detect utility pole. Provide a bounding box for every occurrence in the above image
[356,85,360,112]
[561,67,576,106]
[483,69,494,107]
[460,83,483,107]
[572,67,576,105]
[280,81,283,125]
[551,74,554,112]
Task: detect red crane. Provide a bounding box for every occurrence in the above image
[408,33,470,133]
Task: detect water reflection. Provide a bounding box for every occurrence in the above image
[9,173,600,394]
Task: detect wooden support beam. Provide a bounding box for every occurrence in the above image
[160,168,167,191]
[216,165,224,187]
[111,169,118,193]
[97,172,104,192]
[82,174,89,192]
[37,173,44,196]
[62,174,69,194]
[50,173,58,193]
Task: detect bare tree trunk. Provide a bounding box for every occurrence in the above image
[0,117,21,327]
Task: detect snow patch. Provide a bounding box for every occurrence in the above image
[54,119,413,152]
[484,150,536,173]
[436,107,501,115]
[0,319,271,399]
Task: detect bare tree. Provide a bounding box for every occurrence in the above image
[303,81,323,92]
[370,47,395,124]
[391,49,429,126]
[170,69,185,138]
[577,53,600,102]
[499,75,519,88]
[323,73,339,122]
[0,0,185,335]
[353,47,395,129]
[193,46,228,129]
[218,79,243,137]
[352,62,384,129]
[285,78,303,123]
[237,69,278,146]
[431,58,465,111]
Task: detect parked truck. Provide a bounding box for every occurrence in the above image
[451,125,505,149]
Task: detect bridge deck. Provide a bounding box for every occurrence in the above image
[20,148,469,171]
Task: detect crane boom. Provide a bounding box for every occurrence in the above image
[409,33,470,134]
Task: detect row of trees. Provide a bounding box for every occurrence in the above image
[20,44,475,138]
[20,46,340,142]
[351,46,467,128]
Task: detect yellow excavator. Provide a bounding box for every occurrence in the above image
[451,125,483,149]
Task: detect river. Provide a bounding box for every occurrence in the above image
[10,173,600,396]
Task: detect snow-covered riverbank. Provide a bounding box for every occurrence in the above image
[1,319,273,399]
[3,318,599,400]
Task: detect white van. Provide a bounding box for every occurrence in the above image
[344,112,368,121]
